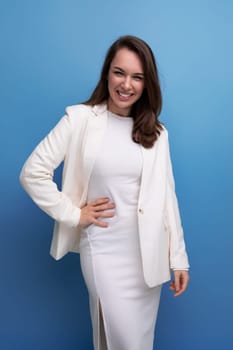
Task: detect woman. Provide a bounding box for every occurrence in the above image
[20,35,190,350]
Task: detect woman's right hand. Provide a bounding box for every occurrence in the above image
[79,197,115,228]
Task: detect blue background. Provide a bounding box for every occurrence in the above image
[1,0,232,349]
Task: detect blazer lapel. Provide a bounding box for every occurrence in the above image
[139,144,158,203]
[79,104,108,204]
[138,131,167,224]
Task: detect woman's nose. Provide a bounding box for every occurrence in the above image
[122,76,132,90]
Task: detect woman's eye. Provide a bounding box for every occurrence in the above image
[134,76,143,81]
[114,71,123,76]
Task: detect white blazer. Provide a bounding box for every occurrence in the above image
[20,103,189,287]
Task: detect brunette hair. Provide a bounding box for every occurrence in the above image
[85,35,163,148]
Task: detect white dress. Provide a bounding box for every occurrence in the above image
[79,111,162,350]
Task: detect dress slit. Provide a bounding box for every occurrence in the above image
[98,299,108,350]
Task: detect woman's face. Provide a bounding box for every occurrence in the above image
[107,48,145,116]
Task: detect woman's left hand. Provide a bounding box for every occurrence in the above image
[169,270,190,297]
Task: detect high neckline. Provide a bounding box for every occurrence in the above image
[108,110,133,121]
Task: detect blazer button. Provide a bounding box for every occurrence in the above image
[139,208,144,214]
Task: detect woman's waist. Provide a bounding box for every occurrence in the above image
[80,210,138,235]
[87,181,140,203]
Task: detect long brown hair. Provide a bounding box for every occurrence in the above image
[85,35,163,148]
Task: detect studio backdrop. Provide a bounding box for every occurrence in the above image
[0,1,232,349]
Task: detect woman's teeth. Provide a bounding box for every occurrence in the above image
[118,92,132,97]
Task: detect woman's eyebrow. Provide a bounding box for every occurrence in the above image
[113,66,144,76]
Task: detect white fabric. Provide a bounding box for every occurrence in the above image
[19,103,190,288]
[79,112,161,350]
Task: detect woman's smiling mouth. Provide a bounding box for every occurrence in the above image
[117,90,133,100]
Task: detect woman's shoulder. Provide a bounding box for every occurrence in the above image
[159,123,168,139]
[65,102,107,119]
[63,104,96,129]
[65,103,92,117]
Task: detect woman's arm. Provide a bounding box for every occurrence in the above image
[19,111,81,227]
[164,131,190,295]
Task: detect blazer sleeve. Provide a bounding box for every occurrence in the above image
[19,109,81,227]
[164,131,190,270]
